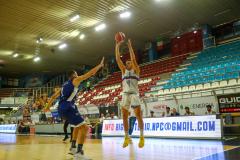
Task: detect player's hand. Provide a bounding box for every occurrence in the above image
[127,39,132,48]
[99,57,104,68]
[116,40,123,46]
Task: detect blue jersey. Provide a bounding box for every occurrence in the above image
[60,80,78,104]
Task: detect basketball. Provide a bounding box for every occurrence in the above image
[115,32,125,43]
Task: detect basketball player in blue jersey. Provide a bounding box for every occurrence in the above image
[47,57,104,160]
[115,39,144,148]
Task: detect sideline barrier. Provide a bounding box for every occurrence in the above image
[102,115,222,139]
[0,124,17,133]
[35,123,71,134]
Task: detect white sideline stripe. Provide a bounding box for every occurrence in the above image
[224,137,238,141]
[16,134,60,137]
[193,146,239,160]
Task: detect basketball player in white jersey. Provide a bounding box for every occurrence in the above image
[115,39,144,148]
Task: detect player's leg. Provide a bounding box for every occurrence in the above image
[67,106,91,160]
[122,107,130,147]
[132,95,144,148]
[70,126,74,142]
[133,106,144,148]
[76,124,89,154]
[58,103,78,154]
[121,93,131,148]
[69,127,79,154]
[63,120,69,141]
[73,125,91,160]
[58,103,71,142]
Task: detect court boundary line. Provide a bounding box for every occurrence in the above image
[193,146,240,160]
[223,137,238,141]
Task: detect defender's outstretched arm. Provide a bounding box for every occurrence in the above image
[73,57,104,86]
[46,88,61,110]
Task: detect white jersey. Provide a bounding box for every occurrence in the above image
[122,69,139,94]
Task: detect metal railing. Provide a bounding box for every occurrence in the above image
[0,87,54,100]
[43,74,67,89]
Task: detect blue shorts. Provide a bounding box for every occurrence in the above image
[58,101,84,126]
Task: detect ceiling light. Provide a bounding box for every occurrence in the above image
[36,37,43,43]
[13,53,19,58]
[33,56,41,62]
[110,6,127,12]
[120,11,131,19]
[58,43,67,49]
[70,14,80,22]
[69,30,80,37]
[79,34,85,40]
[95,23,106,32]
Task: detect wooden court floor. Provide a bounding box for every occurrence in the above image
[0,134,239,160]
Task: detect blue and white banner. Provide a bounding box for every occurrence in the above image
[0,124,17,133]
[51,111,59,118]
[178,96,218,115]
[102,115,222,139]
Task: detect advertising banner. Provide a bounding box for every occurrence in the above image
[51,111,59,118]
[102,115,222,139]
[0,124,17,133]
[45,112,52,118]
[178,96,217,115]
[31,114,40,123]
[217,93,240,113]
[14,97,28,104]
[78,107,88,115]
[146,100,176,117]
[1,97,14,104]
[87,106,99,114]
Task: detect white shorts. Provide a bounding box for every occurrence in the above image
[121,93,141,110]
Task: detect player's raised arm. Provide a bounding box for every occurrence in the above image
[46,88,61,110]
[128,39,140,75]
[72,57,104,86]
[115,42,126,73]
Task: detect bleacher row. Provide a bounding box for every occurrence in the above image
[163,40,240,89]
[78,40,240,105]
[96,54,188,88]
[78,77,160,106]
[144,40,240,96]
[1,54,186,107]
[77,54,189,105]
[156,78,240,95]
[2,40,238,107]
[0,89,13,98]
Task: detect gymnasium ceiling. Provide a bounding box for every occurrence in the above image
[0,0,240,77]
